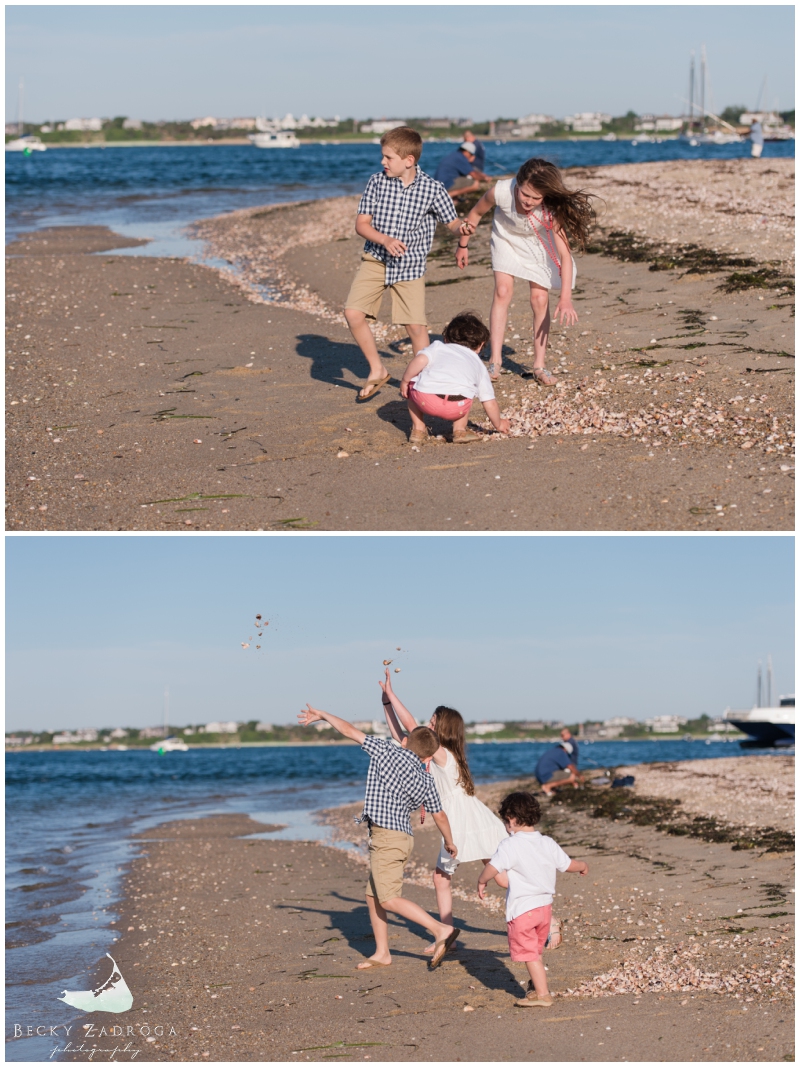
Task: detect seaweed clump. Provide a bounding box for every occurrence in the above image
[550,784,795,852]
[586,229,794,294]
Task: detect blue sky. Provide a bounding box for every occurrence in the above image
[5,535,794,732]
[5,6,795,123]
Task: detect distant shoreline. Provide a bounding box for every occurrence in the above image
[6,734,747,753]
[18,133,686,149]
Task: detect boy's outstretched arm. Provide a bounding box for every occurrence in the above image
[298,704,366,745]
[477,861,501,899]
[380,669,418,734]
[566,859,589,875]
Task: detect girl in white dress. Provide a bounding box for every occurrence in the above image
[455,157,597,383]
[379,669,508,954]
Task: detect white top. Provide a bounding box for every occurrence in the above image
[489,830,572,922]
[490,178,577,291]
[429,749,508,873]
[411,340,495,402]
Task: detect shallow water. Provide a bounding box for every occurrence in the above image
[6,140,794,261]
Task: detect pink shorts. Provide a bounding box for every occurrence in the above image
[408,384,473,422]
[507,904,552,962]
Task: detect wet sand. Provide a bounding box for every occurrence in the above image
[6,160,794,531]
[91,758,795,1062]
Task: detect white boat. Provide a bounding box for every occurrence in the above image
[723,699,794,744]
[722,659,795,745]
[150,736,189,752]
[249,131,300,149]
[5,134,46,152]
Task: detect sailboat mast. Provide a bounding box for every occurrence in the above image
[700,46,706,133]
[164,687,170,734]
[688,52,695,129]
[756,661,762,708]
[18,77,24,137]
[767,655,773,708]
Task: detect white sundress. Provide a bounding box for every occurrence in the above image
[490,178,577,292]
[429,749,508,876]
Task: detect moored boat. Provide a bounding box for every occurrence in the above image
[5,134,46,152]
[723,659,794,744]
[249,131,300,148]
[150,736,189,752]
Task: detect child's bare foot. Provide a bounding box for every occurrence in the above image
[356,953,392,969]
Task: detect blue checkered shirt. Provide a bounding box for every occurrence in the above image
[355,736,442,835]
[357,168,457,285]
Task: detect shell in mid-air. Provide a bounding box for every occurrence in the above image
[256,614,262,620]
[394,668,401,673]
[241,643,250,649]
[256,645,261,649]
[396,647,401,651]
[383,659,392,666]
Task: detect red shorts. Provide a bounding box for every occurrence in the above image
[408,384,473,422]
[506,904,552,962]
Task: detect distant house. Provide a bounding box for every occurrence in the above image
[190,116,217,130]
[645,715,688,734]
[312,721,332,731]
[108,728,129,739]
[52,732,77,744]
[213,117,257,131]
[63,117,102,132]
[350,720,390,737]
[139,726,168,738]
[122,118,143,130]
[603,717,638,727]
[739,111,781,127]
[200,721,239,734]
[360,120,405,134]
[468,722,505,736]
[254,722,274,733]
[564,112,612,133]
[707,717,740,733]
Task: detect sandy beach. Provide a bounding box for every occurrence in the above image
[86,756,795,1062]
[6,159,794,531]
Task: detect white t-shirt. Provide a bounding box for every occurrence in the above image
[489,830,571,922]
[411,340,495,403]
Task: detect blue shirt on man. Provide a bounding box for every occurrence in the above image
[535,745,573,785]
[470,139,486,172]
[434,149,475,191]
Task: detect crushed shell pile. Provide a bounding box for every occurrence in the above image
[486,375,793,455]
[561,940,794,1000]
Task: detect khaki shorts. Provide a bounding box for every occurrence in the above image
[449,176,475,191]
[365,825,414,903]
[542,768,573,785]
[345,255,427,326]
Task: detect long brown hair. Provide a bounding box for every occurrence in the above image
[515,157,597,251]
[432,706,475,796]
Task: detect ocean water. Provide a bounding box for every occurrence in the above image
[4,739,778,1059]
[5,139,794,260]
